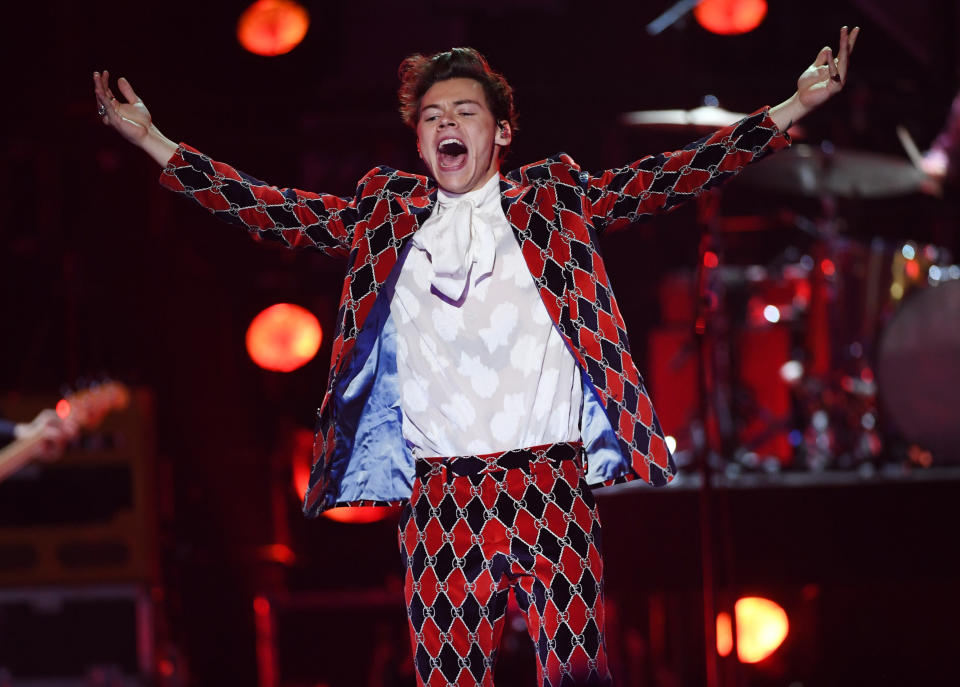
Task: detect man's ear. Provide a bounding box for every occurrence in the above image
[495,121,512,147]
[417,138,424,161]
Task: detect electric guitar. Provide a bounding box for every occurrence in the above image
[0,381,130,483]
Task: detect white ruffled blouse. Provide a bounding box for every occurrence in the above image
[390,173,583,458]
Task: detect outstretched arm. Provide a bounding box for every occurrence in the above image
[585,26,859,231]
[93,71,360,256]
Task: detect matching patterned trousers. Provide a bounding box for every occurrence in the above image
[397,442,613,687]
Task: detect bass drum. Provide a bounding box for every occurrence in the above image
[877,280,960,461]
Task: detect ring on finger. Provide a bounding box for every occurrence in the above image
[831,73,842,84]
[98,103,107,116]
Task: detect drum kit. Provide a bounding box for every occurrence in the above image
[626,105,960,471]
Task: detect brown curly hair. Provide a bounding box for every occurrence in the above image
[397,48,518,137]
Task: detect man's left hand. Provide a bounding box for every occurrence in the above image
[797,26,860,111]
[769,26,860,132]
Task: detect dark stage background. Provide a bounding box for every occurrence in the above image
[2,1,960,686]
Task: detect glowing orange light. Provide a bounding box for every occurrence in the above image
[716,596,789,663]
[55,399,71,419]
[905,260,920,280]
[703,251,719,269]
[246,303,322,372]
[237,0,310,57]
[821,259,836,276]
[694,0,767,36]
[323,505,401,524]
[717,611,734,657]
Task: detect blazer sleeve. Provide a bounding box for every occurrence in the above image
[159,143,367,258]
[585,107,790,234]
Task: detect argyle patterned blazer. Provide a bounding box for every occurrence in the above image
[160,108,789,515]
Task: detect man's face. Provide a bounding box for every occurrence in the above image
[416,77,512,194]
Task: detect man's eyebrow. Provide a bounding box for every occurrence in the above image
[421,99,484,113]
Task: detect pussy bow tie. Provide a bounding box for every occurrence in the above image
[411,180,500,300]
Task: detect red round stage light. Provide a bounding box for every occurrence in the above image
[323,505,401,524]
[694,0,767,36]
[717,596,789,663]
[237,0,310,57]
[246,303,322,372]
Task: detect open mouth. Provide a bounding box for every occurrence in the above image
[437,138,468,169]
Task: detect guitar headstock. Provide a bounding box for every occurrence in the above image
[56,381,131,431]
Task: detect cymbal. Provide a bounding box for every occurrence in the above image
[621,105,749,132]
[733,144,927,198]
[621,105,805,138]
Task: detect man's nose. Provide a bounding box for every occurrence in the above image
[439,113,456,127]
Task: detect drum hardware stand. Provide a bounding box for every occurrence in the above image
[692,188,744,687]
[800,179,886,470]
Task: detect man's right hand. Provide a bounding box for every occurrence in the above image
[94,71,178,166]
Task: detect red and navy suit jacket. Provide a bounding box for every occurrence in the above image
[160,108,789,516]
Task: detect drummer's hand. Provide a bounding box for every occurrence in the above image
[796,26,859,111]
[919,148,947,197]
[93,71,178,166]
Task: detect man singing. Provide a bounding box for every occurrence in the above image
[94,26,857,686]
